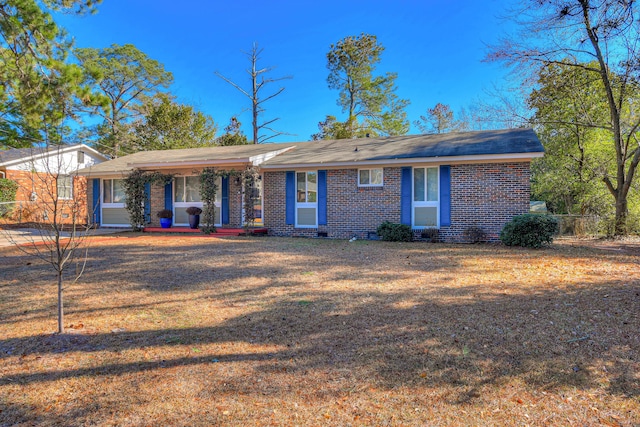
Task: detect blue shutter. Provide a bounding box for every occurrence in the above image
[164,181,173,211]
[285,171,295,225]
[318,170,327,225]
[143,183,151,224]
[400,167,412,226]
[92,179,101,225]
[222,176,229,224]
[440,165,451,227]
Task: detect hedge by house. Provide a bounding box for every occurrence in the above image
[377,221,413,242]
[500,214,559,248]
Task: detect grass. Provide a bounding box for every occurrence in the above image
[0,234,639,426]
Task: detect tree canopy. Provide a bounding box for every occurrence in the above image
[529,63,621,217]
[216,116,249,146]
[0,0,99,149]
[75,43,173,157]
[414,103,458,134]
[488,0,640,234]
[317,33,409,140]
[132,95,217,150]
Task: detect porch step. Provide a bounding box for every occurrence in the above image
[142,227,268,236]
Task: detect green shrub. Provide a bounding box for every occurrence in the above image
[0,178,18,203]
[377,221,413,242]
[0,178,18,218]
[500,214,559,248]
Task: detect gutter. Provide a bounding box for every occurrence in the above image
[259,152,545,170]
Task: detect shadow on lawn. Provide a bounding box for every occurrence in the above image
[1,280,638,400]
[1,236,639,413]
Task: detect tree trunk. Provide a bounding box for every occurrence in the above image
[57,271,64,334]
[614,195,628,236]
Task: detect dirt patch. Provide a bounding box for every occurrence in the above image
[0,235,638,426]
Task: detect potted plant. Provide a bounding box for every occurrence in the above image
[157,209,173,228]
[186,206,202,229]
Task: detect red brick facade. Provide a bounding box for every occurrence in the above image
[5,169,88,225]
[440,162,530,242]
[264,162,530,242]
[87,162,531,242]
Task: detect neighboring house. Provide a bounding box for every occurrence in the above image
[0,144,109,224]
[78,128,544,242]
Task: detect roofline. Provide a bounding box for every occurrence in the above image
[122,146,296,170]
[75,169,128,178]
[130,158,252,169]
[78,151,544,176]
[259,152,544,170]
[0,143,109,167]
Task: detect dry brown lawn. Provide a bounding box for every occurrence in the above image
[0,234,639,426]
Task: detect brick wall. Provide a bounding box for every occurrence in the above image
[265,168,402,239]
[265,162,530,242]
[5,169,88,225]
[438,162,530,242]
[89,162,530,241]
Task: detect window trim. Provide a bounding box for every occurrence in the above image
[358,168,384,187]
[102,178,126,208]
[412,167,440,229]
[295,170,318,228]
[173,175,220,226]
[57,175,73,200]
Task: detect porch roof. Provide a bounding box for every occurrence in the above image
[77,144,296,176]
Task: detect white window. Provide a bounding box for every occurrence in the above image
[57,175,73,200]
[358,168,383,187]
[102,179,125,206]
[296,171,317,227]
[175,176,202,203]
[413,167,439,228]
[174,176,221,226]
[77,150,85,164]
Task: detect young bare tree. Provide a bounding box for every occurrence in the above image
[215,43,292,144]
[1,146,92,334]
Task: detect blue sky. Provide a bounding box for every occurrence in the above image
[56,0,515,143]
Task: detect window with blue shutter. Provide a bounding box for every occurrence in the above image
[92,179,101,225]
[221,176,229,224]
[439,165,451,227]
[318,170,327,225]
[164,181,173,211]
[143,183,151,224]
[400,167,412,225]
[285,171,295,225]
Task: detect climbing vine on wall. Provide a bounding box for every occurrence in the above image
[198,166,259,234]
[123,169,173,231]
[198,168,219,234]
[242,166,260,231]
